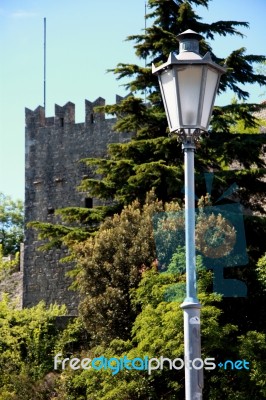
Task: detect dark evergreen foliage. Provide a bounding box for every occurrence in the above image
[79,0,266,210]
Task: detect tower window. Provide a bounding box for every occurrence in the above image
[90,113,95,124]
[85,198,93,208]
[60,117,64,127]
[47,207,55,215]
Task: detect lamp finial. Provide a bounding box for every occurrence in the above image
[177,29,202,54]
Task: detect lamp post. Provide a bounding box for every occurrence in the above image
[152,29,226,400]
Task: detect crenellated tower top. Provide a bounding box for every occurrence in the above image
[25,95,128,128]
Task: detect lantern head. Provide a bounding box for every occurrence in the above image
[152,29,226,135]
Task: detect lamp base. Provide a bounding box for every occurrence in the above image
[180,300,203,400]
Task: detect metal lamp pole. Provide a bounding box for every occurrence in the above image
[181,137,203,399]
[152,29,226,400]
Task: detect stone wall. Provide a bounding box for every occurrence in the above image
[0,271,23,307]
[23,97,132,315]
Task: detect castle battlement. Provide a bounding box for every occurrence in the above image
[25,96,126,128]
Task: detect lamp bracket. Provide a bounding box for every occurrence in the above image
[172,128,203,146]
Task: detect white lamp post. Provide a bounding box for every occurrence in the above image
[153,29,226,400]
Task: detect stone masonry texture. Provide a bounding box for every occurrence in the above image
[23,97,132,315]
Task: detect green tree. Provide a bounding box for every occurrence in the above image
[27,193,266,399]
[74,191,178,345]
[0,296,71,399]
[0,244,20,281]
[54,268,266,399]
[71,191,244,343]
[0,193,24,256]
[256,253,266,290]
[77,0,266,208]
[228,97,266,134]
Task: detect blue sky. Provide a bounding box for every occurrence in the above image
[0,0,265,201]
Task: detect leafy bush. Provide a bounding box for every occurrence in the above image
[0,296,82,399]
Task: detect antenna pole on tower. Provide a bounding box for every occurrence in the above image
[145,1,147,68]
[144,2,147,103]
[44,17,46,113]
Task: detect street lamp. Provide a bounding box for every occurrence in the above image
[153,29,226,400]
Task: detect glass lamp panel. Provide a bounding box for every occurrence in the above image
[177,65,203,126]
[160,69,179,131]
[201,67,219,129]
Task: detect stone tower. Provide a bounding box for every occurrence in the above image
[23,97,131,314]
